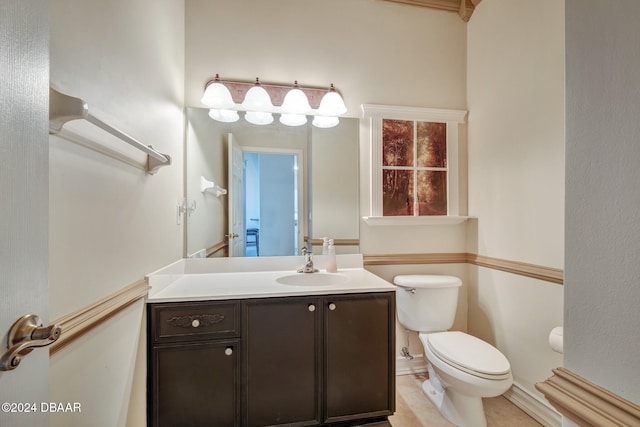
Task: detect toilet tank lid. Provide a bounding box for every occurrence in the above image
[393,275,462,288]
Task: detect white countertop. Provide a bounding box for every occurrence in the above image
[146,255,396,303]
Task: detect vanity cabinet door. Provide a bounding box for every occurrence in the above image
[150,339,240,427]
[243,297,321,426]
[323,292,395,423]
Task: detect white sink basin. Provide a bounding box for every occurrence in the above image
[276,273,349,286]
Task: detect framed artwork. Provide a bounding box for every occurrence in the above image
[362,104,467,219]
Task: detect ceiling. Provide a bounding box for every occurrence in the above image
[380,0,482,22]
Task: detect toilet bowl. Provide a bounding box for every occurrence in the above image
[393,275,513,427]
[420,331,513,427]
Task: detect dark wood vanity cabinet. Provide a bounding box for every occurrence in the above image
[148,292,395,427]
[148,301,242,426]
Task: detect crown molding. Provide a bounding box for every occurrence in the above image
[380,0,481,22]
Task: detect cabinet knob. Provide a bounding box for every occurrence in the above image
[191,319,200,328]
[308,304,316,312]
[225,347,233,356]
[328,303,336,311]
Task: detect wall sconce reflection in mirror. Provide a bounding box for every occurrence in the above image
[201,75,347,128]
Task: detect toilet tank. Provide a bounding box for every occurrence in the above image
[393,275,462,332]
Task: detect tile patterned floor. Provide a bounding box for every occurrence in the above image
[389,373,542,427]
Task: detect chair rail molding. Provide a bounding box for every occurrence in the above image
[50,279,149,354]
[536,368,640,427]
[363,252,564,285]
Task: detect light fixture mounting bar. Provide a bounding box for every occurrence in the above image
[203,78,335,110]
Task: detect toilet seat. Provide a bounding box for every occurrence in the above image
[424,332,511,380]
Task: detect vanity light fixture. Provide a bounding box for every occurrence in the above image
[201,75,346,128]
[312,115,340,128]
[318,84,347,116]
[245,111,274,126]
[279,113,308,127]
[208,108,239,123]
[280,81,312,115]
[241,78,274,112]
[201,74,235,109]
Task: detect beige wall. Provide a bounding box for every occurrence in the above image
[467,0,564,404]
[48,0,184,425]
[184,0,467,111]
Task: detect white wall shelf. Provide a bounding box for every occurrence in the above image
[362,216,473,226]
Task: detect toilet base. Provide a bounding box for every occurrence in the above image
[421,376,487,427]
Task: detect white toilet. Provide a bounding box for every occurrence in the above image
[394,275,513,427]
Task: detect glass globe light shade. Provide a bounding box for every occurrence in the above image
[281,83,311,115]
[201,81,235,109]
[312,115,340,128]
[245,111,274,125]
[208,108,239,123]
[279,113,308,127]
[241,84,274,111]
[318,85,347,116]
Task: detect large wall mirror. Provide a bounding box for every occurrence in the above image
[185,107,359,258]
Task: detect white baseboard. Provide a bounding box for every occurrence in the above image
[396,354,428,375]
[503,382,562,427]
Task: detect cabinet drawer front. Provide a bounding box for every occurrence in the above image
[151,301,240,342]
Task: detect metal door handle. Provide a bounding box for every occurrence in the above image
[226,233,239,240]
[0,314,62,371]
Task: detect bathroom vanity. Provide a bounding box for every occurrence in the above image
[146,255,396,427]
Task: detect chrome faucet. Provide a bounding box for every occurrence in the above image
[297,247,318,273]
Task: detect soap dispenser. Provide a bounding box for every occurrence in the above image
[322,237,330,255]
[326,239,337,273]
